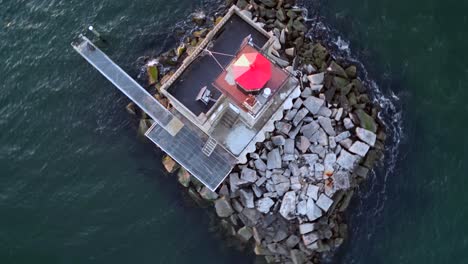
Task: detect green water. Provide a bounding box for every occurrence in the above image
[316,0,468,263]
[1,0,467,263]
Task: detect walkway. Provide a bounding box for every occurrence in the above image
[72,36,235,191]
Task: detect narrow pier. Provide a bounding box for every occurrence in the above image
[72,36,236,191]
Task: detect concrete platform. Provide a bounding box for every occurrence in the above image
[167,14,269,117]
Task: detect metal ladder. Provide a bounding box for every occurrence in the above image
[202,137,217,157]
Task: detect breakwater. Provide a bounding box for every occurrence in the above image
[128,0,387,263]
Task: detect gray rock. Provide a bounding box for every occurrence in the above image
[303,96,325,115]
[299,223,316,234]
[259,0,277,8]
[327,61,348,78]
[285,108,298,121]
[270,54,290,67]
[284,139,295,155]
[304,64,316,74]
[265,183,275,193]
[339,138,353,150]
[338,191,354,213]
[306,241,320,251]
[306,198,322,221]
[255,176,267,187]
[329,136,337,149]
[292,19,307,32]
[335,108,344,121]
[302,232,319,245]
[286,235,301,248]
[267,148,282,169]
[289,163,300,177]
[240,208,261,227]
[315,128,329,146]
[297,136,311,153]
[264,141,274,151]
[239,189,255,208]
[177,169,191,188]
[307,72,324,85]
[301,87,312,98]
[229,173,248,194]
[337,149,358,170]
[229,214,238,226]
[355,165,370,178]
[256,197,275,213]
[273,229,289,243]
[275,182,291,196]
[349,141,370,157]
[292,108,309,127]
[280,29,286,44]
[237,226,253,242]
[293,98,303,109]
[218,184,229,198]
[215,197,234,217]
[296,200,307,215]
[356,127,377,147]
[314,163,324,174]
[271,135,286,146]
[343,117,354,129]
[288,122,303,139]
[318,117,336,136]
[285,47,295,57]
[310,145,326,158]
[199,186,219,200]
[252,185,263,198]
[241,167,258,183]
[324,153,337,173]
[334,237,345,248]
[355,109,378,132]
[279,191,297,220]
[272,173,289,184]
[250,152,260,159]
[290,176,302,191]
[254,159,267,172]
[300,121,320,139]
[306,184,319,201]
[346,65,357,78]
[316,194,333,212]
[334,170,351,190]
[335,131,351,142]
[302,154,319,166]
[276,121,292,134]
[317,106,332,117]
[310,84,324,92]
[232,198,244,213]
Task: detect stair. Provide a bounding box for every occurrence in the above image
[202,137,217,157]
[220,109,239,128]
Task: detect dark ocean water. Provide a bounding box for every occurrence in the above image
[1,0,467,263]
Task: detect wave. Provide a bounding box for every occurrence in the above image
[301,12,404,262]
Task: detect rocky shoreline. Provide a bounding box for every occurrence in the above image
[129,1,386,263]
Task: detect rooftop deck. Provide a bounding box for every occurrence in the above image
[167,14,270,117]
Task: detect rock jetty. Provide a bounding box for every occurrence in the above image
[132,0,386,263]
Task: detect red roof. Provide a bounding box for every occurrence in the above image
[213,45,289,112]
[228,52,271,91]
